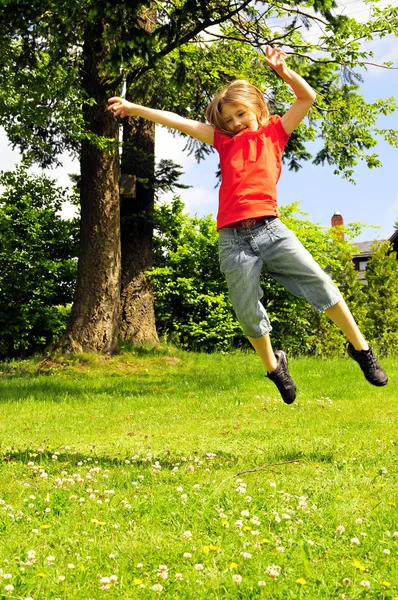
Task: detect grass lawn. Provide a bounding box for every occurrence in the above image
[0,347,397,599]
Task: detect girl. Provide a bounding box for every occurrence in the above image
[108,46,388,403]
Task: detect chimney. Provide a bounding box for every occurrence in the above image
[331,211,344,240]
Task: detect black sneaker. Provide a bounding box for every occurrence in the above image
[266,350,297,404]
[347,343,388,386]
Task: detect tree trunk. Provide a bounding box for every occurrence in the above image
[119,116,159,346]
[61,21,121,354]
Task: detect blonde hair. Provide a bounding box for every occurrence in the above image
[206,80,269,136]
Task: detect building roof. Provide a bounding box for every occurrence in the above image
[352,240,387,258]
[390,229,398,244]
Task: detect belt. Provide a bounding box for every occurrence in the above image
[224,216,277,229]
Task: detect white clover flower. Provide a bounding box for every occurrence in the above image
[241,510,250,518]
[4,584,14,593]
[175,573,183,580]
[265,565,281,579]
[273,512,281,523]
[194,564,204,571]
[356,518,363,524]
[151,583,163,592]
[351,537,360,545]
[232,574,242,584]
[183,531,192,539]
[360,580,370,589]
[157,565,168,580]
[335,525,345,535]
[383,548,391,555]
[258,580,266,586]
[240,552,252,559]
[234,520,243,529]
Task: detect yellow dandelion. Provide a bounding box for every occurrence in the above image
[229,563,238,569]
[40,524,51,530]
[243,526,251,531]
[37,573,46,578]
[381,581,391,587]
[221,520,229,528]
[202,546,210,554]
[29,453,38,458]
[208,545,219,552]
[296,578,307,585]
[353,560,366,572]
[134,578,143,585]
[260,538,271,544]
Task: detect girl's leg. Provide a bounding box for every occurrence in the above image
[248,333,296,404]
[325,298,388,386]
[248,333,277,372]
[325,298,368,350]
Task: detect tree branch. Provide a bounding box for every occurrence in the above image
[235,459,300,476]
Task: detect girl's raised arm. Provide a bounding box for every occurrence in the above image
[107,97,214,146]
[264,46,316,135]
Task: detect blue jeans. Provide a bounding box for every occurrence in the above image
[218,218,342,338]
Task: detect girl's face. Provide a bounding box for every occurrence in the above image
[221,103,259,134]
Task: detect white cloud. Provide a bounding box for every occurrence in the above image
[155,125,196,172]
[159,184,218,219]
[385,192,398,222]
[0,128,21,171]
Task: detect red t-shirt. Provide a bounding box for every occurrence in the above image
[213,115,290,229]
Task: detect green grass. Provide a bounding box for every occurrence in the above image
[0,348,397,599]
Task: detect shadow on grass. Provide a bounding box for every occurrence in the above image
[0,367,242,404]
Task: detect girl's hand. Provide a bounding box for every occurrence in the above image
[264,46,288,76]
[107,97,134,118]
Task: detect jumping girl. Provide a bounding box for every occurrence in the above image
[108,46,388,403]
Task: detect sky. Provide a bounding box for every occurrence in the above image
[1,2,397,244]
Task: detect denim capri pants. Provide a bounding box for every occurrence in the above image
[218,218,342,338]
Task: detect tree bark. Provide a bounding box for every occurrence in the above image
[119,116,159,346]
[61,20,121,353]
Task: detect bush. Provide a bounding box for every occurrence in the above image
[0,168,79,358]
